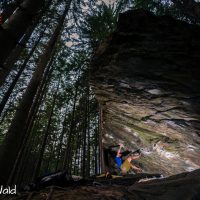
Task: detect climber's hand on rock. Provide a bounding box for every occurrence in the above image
[136,168,142,173]
[133,166,142,173]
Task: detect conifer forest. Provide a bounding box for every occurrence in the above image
[0,0,200,199]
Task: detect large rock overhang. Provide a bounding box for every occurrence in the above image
[90,9,200,176]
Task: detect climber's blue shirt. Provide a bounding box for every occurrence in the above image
[115,156,122,172]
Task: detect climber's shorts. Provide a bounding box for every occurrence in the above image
[120,159,131,173]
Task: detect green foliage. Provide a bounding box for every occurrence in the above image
[80,2,119,50]
[1,0,196,184]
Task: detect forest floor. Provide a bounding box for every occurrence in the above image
[1,169,200,200]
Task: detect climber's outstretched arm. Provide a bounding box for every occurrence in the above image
[131,154,141,160]
[116,144,124,157]
[130,164,142,173]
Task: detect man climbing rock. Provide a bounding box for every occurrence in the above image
[115,144,142,174]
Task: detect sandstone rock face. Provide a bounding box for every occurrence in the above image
[91,9,200,176]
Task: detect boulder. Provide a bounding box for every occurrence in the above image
[91,9,200,176]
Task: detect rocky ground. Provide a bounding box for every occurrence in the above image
[2,169,200,200]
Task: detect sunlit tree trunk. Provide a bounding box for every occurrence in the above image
[8,57,54,186]
[0,101,13,124]
[82,95,88,178]
[55,107,68,171]
[73,111,82,175]
[86,86,91,177]
[45,138,56,172]
[17,94,48,185]
[94,126,99,174]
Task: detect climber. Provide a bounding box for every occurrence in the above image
[115,144,142,174]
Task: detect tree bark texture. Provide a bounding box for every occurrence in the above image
[62,80,79,170]
[0,27,46,116]
[0,2,71,184]
[33,80,60,180]
[0,0,45,66]
[0,0,23,24]
[0,0,52,86]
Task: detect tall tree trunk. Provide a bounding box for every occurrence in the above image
[32,79,60,180]
[0,26,46,116]
[0,0,23,24]
[82,96,88,178]
[0,3,71,185]
[99,106,104,174]
[0,0,45,66]
[0,0,52,86]
[63,79,79,170]
[0,23,36,86]
[7,57,54,186]
[78,146,81,175]
[86,86,90,177]
[55,106,68,171]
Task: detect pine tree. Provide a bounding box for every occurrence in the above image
[0,0,45,67]
[0,1,72,184]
